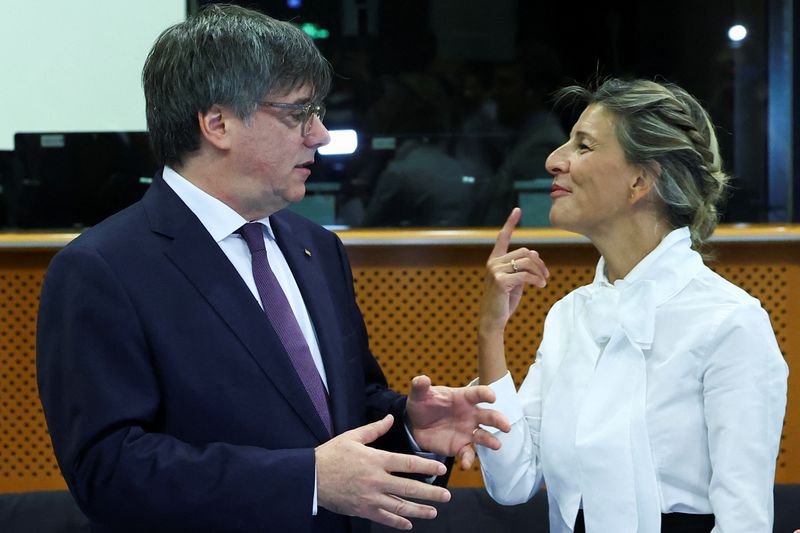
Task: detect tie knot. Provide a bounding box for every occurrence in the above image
[238,222,267,254]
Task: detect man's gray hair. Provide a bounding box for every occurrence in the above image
[142,4,331,166]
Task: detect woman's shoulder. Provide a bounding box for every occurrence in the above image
[679,265,762,309]
[666,266,776,351]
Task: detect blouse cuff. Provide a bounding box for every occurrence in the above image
[469,372,524,433]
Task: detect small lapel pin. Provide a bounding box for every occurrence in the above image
[304,248,312,257]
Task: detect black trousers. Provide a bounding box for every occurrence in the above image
[573,509,715,532]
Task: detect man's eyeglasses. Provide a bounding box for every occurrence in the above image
[259,101,326,136]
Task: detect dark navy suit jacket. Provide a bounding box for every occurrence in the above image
[37,173,411,532]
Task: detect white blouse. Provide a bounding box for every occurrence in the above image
[476,227,788,533]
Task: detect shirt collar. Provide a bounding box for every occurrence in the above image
[594,226,691,285]
[162,166,276,242]
[592,227,703,305]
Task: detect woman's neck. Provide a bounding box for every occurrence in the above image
[591,215,671,282]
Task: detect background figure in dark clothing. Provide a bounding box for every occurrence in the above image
[482,46,566,225]
[363,72,477,227]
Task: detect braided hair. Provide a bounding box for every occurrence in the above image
[556,78,729,250]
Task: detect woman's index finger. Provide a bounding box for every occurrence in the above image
[490,207,522,259]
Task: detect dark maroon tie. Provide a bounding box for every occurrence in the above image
[238,222,332,436]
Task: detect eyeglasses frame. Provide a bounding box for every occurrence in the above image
[259,101,326,136]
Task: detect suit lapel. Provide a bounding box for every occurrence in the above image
[143,176,331,442]
[271,212,350,436]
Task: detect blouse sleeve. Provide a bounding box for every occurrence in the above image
[476,358,545,505]
[702,303,788,532]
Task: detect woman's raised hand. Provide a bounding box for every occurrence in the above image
[479,208,550,333]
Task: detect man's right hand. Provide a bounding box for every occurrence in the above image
[316,414,451,531]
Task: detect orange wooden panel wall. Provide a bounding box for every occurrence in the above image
[0,238,798,493]
[0,251,63,492]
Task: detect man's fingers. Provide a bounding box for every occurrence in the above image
[461,384,497,405]
[456,444,475,470]
[349,414,394,444]
[384,494,439,519]
[475,409,511,433]
[408,374,432,402]
[382,474,451,504]
[472,428,502,450]
[369,495,440,530]
[382,450,448,477]
[317,427,450,530]
[370,508,413,531]
[489,208,521,259]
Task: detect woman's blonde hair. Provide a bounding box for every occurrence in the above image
[557,78,729,250]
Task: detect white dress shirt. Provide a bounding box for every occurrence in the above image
[476,227,789,533]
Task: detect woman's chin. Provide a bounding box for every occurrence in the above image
[549,212,583,235]
[549,208,565,230]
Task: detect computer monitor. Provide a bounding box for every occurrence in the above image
[0,150,15,227]
[11,132,157,229]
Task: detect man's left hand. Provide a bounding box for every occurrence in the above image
[405,375,510,469]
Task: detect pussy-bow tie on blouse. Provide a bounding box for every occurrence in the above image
[544,227,704,533]
[584,277,656,349]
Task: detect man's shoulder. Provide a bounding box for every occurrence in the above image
[43,201,159,290]
[69,202,149,250]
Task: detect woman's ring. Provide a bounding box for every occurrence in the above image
[511,259,519,272]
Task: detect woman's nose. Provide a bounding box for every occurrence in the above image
[545,144,569,175]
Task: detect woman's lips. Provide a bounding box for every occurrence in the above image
[551,183,571,199]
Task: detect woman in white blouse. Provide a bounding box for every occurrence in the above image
[473,79,789,533]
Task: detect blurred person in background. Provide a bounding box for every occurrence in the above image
[362,71,477,227]
[482,45,566,226]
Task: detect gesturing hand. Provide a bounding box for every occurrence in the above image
[480,207,550,332]
[316,414,451,531]
[406,375,511,470]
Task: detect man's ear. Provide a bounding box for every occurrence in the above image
[629,161,661,203]
[198,104,233,150]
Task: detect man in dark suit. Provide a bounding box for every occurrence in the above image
[36,5,508,533]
